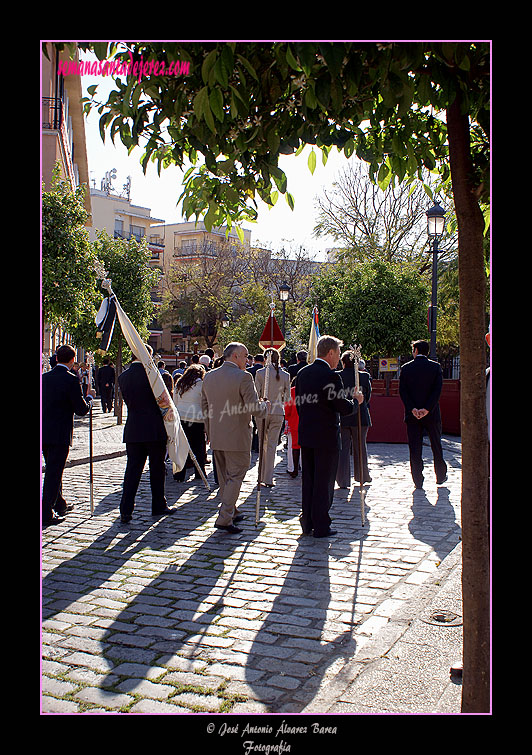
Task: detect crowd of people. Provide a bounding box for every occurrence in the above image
[42,336,449,536]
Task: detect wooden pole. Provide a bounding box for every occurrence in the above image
[255,349,272,526]
[353,345,366,526]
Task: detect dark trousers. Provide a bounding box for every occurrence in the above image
[120,440,167,517]
[100,386,114,412]
[300,445,339,536]
[173,421,206,481]
[42,443,70,519]
[337,425,371,486]
[406,417,447,487]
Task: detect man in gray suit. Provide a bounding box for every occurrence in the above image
[202,343,270,533]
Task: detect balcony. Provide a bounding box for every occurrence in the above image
[42,97,64,130]
[114,229,145,243]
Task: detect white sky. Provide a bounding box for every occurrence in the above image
[81,62,354,261]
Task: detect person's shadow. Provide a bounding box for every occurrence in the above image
[409,486,462,561]
[95,498,267,694]
[242,518,368,712]
[41,472,220,627]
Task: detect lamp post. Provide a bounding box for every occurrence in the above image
[279,282,290,337]
[426,201,446,360]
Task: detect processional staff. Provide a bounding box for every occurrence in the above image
[255,348,272,527]
[87,351,95,516]
[352,344,366,527]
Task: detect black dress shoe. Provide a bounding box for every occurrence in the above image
[152,507,177,516]
[54,504,74,515]
[437,475,448,485]
[120,514,132,523]
[42,513,65,528]
[233,515,245,523]
[215,524,242,534]
[313,529,337,539]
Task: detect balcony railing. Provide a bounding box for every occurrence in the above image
[114,229,145,242]
[42,97,63,130]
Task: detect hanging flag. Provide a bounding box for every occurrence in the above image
[308,306,320,363]
[94,294,117,353]
[99,282,189,472]
[258,310,285,351]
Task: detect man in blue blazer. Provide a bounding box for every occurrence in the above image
[399,340,448,489]
[295,336,363,538]
[118,345,176,523]
[42,344,95,527]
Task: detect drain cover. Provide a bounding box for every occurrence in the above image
[422,609,462,626]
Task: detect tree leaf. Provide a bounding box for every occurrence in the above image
[201,48,218,84]
[285,44,301,72]
[209,87,224,122]
[308,149,316,175]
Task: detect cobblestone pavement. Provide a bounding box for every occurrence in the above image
[41,404,462,715]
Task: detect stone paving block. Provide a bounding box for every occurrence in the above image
[170,692,225,711]
[61,651,114,673]
[41,696,80,713]
[41,676,78,697]
[112,662,168,680]
[265,674,302,690]
[205,663,264,682]
[115,678,173,699]
[128,698,188,714]
[73,687,134,710]
[162,671,224,691]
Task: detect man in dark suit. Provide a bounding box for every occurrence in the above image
[42,344,95,527]
[97,357,115,413]
[399,339,448,489]
[295,336,363,538]
[287,350,308,380]
[118,345,176,523]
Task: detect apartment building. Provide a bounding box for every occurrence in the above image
[153,221,255,359]
[88,176,166,352]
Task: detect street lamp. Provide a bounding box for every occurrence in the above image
[279,282,290,337]
[426,201,446,360]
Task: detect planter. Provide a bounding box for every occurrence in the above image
[366,379,461,442]
[366,395,407,443]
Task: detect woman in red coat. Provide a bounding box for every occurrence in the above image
[284,379,300,477]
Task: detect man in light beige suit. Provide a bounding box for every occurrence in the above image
[255,348,291,487]
[201,343,270,533]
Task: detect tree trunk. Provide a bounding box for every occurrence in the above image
[446,94,490,713]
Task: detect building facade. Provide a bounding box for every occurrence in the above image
[88,179,166,353]
[154,221,253,361]
[41,42,92,362]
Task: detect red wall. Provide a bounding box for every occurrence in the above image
[366,379,461,442]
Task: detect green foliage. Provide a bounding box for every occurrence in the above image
[90,230,160,361]
[42,165,98,330]
[310,257,430,358]
[78,41,489,233]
